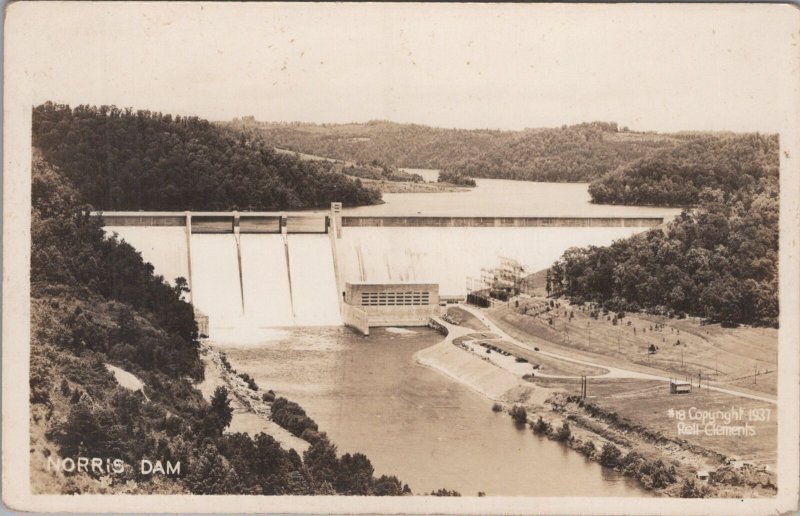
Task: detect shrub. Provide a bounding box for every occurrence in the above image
[238,372,258,391]
[532,416,552,435]
[429,488,461,496]
[262,390,276,403]
[620,450,644,474]
[509,405,528,425]
[679,478,706,498]
[271,397,319,437]
[555,421,571,442]
[60,378,71,396]
[599,442,622,468]
[580,440,597,457]
[491,403,503,412]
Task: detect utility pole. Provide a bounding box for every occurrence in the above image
[580,376,587,399]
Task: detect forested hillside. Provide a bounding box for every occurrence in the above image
[32,103,380,211]
[30,152,405,494]
[549,150,779,326]
[227,119,686,182]
[442,123,684,182]
[587,135,779,206]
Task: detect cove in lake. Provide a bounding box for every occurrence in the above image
[214,327,650,497]
[341,169,683,219]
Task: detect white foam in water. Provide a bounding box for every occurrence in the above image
[104,226,190,289]
[190,234,244,333]
[239,234,295,327]
[338,226,647,297]
[287,234,343,326]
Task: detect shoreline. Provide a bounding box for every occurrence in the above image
[196,342,311,454]
[414,317,777,498]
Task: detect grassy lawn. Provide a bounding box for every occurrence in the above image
[534,377,777,467]
[446,306,490,331]
[490,298,777,395]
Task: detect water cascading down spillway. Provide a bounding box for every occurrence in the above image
[188,213,342,335]
[190,232,245,334]
[239,233,295,327]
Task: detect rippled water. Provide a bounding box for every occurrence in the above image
[215,327,649,497]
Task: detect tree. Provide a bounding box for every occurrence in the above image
[372,475,404,496]
[303,437,339,488]
[206,386,233,435]
[599,443,622,468]
[335,453,375,495]
[679,478,706,498]
[555,421,571,441]
[510,405,528,425]
[185,443,243,494]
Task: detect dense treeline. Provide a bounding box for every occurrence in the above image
[443,123,684,182]
[548,172,779,326]
[32,103,381,211]
[229,119,688,182]
[587,135,779,205]
[339,161,424,183]
[31,151,202,379]
[438,171,476,187]
[30,153,407,495]
[228,119,504,171]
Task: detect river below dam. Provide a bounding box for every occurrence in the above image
[213,326,649,497]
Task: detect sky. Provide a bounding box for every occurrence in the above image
[6,2,800,133]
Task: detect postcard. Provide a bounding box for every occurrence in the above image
[3,2,799,514]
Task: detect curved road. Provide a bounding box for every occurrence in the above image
[448,304,776,405]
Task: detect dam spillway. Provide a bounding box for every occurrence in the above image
[239,234,294,328]
[98,210,662,337]
[287,235,342,326]
[190,233,243,332]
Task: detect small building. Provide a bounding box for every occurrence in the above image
[696,470,709,481]
[342,282,439,335]
[670,379,692,394]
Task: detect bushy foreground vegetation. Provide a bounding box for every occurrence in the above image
[549,134,779,327]
[33,102,381,211]
[30,147,406,494]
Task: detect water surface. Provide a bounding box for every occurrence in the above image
[216,327,649,497]
[342,170,682,219]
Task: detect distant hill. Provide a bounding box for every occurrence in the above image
[587,134,779,206]
[223,119,696,182]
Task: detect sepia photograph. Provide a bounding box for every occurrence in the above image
[3,2,799,514]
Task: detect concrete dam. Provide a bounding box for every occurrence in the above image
[99,208,663,338]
